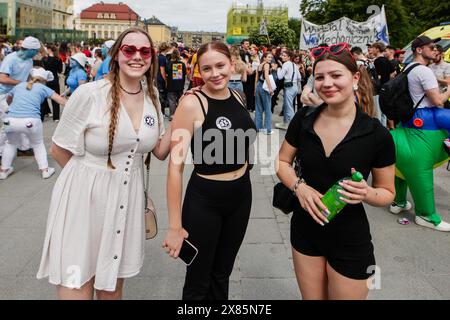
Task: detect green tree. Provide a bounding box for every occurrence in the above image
[300,0,327,24]
[288,18,302,46]
[249,19,298,49]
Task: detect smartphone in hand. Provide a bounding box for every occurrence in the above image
[179,239,198,266]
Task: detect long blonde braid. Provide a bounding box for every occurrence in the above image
[106,67,121,169]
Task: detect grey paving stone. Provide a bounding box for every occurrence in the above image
[243,219,283,244]
[0,228,44,276]
[241,278,299,300]
[0,275,55,300]
[368,273,443,300]
[239,244,294,278]
[250,200,275,219]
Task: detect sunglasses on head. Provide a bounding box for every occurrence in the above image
[310,43,351,59]
[120,45,153,59]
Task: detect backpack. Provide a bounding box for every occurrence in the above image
[379,63,425,123]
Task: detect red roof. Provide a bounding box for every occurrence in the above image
[80,2,139,21]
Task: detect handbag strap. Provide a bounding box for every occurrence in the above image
[143,153,151,207]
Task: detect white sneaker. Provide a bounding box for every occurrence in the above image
[42,167,55,179]
[264,130,273,135]
[0,167,14,180]
[389,201,412,214]
[275,122,289,130]
[415,216,450,232]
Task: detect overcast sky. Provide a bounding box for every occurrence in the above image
[74,0,301,32]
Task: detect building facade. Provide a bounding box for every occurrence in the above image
[174,31,225,48]
[52,0,73,30]
[226,0,288,44]
[0,0,54,36]
[76,2,144,41]
[144,16,170,46]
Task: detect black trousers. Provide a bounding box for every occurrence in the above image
[271,80,284,113]
[182,171,252,300]
[243,74,255,111]
[157,80,168,115]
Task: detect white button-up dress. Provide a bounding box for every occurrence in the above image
[37,79,164,291]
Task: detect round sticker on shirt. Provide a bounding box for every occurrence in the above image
[144,115,156,128]
[216,117,232,130]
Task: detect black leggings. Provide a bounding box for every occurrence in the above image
[182,171,252,300]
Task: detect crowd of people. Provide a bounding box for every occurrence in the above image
[0,26,449,301]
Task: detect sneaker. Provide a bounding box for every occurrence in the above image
[264,130,273,135]
[42,167,55,179]
[0,167,14,180]
[258,129,267,134]
[275,122,289,130]
[415,216,450,232]
[444,139,450,156]
[389,201,412,214]
[54,119,60,123]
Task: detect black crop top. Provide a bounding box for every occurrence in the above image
[190,90,257,175]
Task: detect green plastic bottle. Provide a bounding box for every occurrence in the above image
[321,171,364,221]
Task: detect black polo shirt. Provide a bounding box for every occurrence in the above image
[285,104,395,247]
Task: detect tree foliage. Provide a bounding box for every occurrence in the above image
[299,0,449,48]
[249,19,298,49]
[288,18,301,46]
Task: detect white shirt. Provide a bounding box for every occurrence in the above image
[405,63,439,108]
[277,61,301,83]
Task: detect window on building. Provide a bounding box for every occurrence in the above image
[104,13,109,19]
[251,17,254,25]
[97,13,103,19]
[242,17,248,24]
[233,16,236,24]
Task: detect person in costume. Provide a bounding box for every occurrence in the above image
[390,36,450,231]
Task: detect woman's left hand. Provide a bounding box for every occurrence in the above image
[337,168,370,204]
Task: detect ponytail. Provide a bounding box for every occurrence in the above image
[26,77,46,90]
[356,66,375,117]
[26,78,38,90]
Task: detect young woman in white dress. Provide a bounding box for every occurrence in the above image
[37,28,172,300]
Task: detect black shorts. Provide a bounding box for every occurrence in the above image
[290,211,376,280]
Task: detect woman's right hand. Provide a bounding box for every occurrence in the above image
[295,183,330,226]
[180,85,203,100]
[162,227,189,259]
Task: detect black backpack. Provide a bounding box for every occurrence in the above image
[379,63,425,123]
